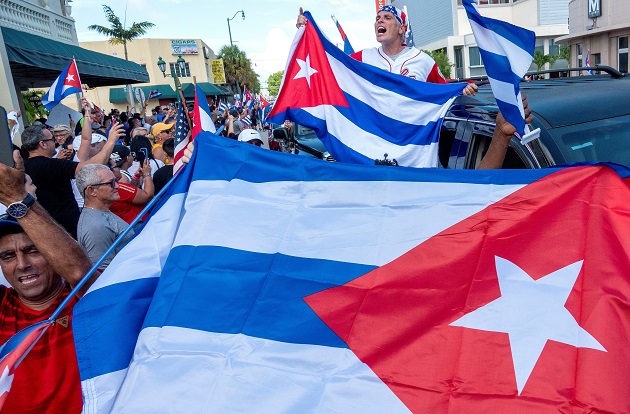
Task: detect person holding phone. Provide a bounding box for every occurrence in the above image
[52,124,75,160]
[23,98,125,238]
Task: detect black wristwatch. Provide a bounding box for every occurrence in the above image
[6,194,36,219]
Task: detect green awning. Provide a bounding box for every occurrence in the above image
[2,26,149,89]
[109,84,177,103]
[180,82,232,97]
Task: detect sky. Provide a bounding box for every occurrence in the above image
[72,0,380,90]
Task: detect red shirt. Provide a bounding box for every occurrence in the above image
[0,285,82,414]
[110,183,144,224]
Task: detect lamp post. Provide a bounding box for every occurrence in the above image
[227,10,245,46]
[157,55,186,102]
[226,10,245,102]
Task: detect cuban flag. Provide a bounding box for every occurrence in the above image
[331,14,354,54]
[217,101,229,115]
[234,99,242,108]
[0,321,52,409]
[72,134,630,413]
[585,49,594,75]
[259,95,271,124]
[243,86,253,104]
[148,89,162,99]
[241,115,252,127]
[462,0,535,138]
[41,59,83,111]
[267,12,466,168]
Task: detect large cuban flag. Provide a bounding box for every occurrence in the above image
[267,12,466,168]
[73,135,630,413]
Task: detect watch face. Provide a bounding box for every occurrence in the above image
[7,202,29,219]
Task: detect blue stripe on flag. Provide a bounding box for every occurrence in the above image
[73,277,159,379]
[143,246,373,347]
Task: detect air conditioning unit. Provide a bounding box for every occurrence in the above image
[203,46,211,59]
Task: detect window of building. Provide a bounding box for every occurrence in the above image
[619,36,629,73]
[535,38,545,55]
[170,62,191,78]
[469,46,483,67]
[454,47,464,79]
[577,43,583,67]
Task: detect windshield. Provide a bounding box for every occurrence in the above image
[550,115,630,167]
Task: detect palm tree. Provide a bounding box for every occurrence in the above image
[218,45,258,97]
[88,5,155,61]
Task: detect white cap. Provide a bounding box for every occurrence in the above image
[238,129,269,149]
[73,133,107,150]
[7,111,19,122]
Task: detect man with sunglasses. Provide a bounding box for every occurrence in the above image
[22,98,125,238]
[75,164,133,270]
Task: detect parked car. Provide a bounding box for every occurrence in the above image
[440,67,630,169]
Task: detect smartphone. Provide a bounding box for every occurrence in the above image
[136,148,146,165]
[0,106,14,166]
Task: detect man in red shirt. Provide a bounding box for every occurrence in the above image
[0,155,93,413]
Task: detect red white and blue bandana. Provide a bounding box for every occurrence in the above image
[377,5,408,27]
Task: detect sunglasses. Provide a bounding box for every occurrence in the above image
[89,178,119,189]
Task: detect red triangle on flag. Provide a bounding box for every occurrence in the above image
[269,23,348,118]
[306,166,630,412]
[64,60,82,90]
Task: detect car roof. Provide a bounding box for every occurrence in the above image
[475,75,630,128]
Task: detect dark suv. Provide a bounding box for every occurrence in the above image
[440,67,630,170]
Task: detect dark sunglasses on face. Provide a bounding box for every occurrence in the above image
[89,178,119,189]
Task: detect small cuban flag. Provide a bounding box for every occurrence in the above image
[41,59,82,111]
[148,89,162,99]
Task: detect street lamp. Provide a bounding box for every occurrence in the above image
[157,55,186,102]
[226,10,245,101]
[227,10,245,46]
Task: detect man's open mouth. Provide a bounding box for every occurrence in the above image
[377,26,386,34]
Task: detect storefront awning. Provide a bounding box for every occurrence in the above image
[109,84,177,103]
[181,82,232,97]
[2,26,149,89]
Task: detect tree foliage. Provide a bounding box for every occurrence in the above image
[22,91,48,124]
[88,5,154,60]
[267,71,284,97]
[532,50,558,71]
[217,45,260,95]
[423,49,454,78]
[558,45,571,62]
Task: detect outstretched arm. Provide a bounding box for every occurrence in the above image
[477,95,533,170]
[0,163,93,295]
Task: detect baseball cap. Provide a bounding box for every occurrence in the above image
[73,133,107,150]
[151,122,174,135]
[52,124,72,134]
[0,216,23,237]
[110,145,131,167]
[7,111,19,122]
[238,129,269,149]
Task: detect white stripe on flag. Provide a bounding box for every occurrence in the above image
[110,327,412,414]
[302,104,448,167]
[469,19,533,76]
[173,179,525,266]
[329,54,454,126]
[487,76,524,116]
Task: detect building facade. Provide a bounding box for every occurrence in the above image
[79,38,229,112]
[390,0,569,79]
[556,0,629,72]
[1,0,148,141]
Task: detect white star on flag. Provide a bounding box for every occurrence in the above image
[293,55,318,88]
[0,366,14,398]
[66,74,74,82]
[451,256,606,395]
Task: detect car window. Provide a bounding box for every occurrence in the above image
[551,115,630,165]
[468,124,530,169]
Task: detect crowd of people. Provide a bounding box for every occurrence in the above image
[0,5,532,413]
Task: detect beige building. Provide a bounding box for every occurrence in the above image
[0,0,147,138]
[556,0,629,72]
[79,38,231,113]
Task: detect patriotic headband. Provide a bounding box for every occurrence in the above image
[377,5,408,27]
